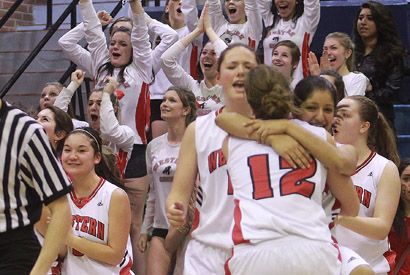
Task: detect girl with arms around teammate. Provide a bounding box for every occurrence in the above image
[223,65,342,274]
[166,44,258,275]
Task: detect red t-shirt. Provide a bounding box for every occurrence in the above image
[389,217,410,275]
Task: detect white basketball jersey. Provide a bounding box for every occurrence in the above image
[146,133,180,229]
[333,152,390,273]
[191,109,233,249]
[62,179,133,275]
[227,120,332,244]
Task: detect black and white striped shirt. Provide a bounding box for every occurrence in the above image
[0,100,71,233]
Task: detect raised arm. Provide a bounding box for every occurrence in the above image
[147,15,179,74]
[54,70,84,112]
[203,3,228,56]
[335,161,401,240]
[166,122,198,228]
[256,0,273,26]
[129,0,153,83]
[207,0,228,34]
[100,77,135,152]
[301,0,321,35]
[67,188,131,265]
[58,23,94,77]
[79,0,110,78]
[161,16,204,96]
[244,0,263,48]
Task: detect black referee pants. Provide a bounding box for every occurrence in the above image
[0,225,41,275]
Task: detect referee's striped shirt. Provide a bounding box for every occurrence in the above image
[0,101,71,233]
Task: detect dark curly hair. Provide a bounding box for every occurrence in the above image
[353,1,405,73]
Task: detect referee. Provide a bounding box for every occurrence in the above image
[0,99,71,274]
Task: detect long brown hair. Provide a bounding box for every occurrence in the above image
[350,96,400,166]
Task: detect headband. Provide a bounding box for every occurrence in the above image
[71,129,101,153]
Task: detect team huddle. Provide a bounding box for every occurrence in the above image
[0,0,408,274]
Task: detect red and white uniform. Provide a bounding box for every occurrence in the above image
[334,152,390,274]
[208,0,262,49]
[161,39,227,116]
[258,0,320,83]
[141,133,179,233]
[183,109,232,275]
[80,1,152,145]
[228,119,331,244]
[226,120,340,274]
[62,178,133,275]
[150,25,201,101]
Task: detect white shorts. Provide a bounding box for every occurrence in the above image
[183,238,231,275]
[227,236,341,275]
[340,246,371,275]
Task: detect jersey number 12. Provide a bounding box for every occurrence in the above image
[247,154,316,200]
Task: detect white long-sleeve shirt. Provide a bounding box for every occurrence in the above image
[259,0,320,83]
[161,39,227,115]
[149,25,202,100]
[80,0,152,144]
[53,82,89,129]
[208,0,262,49]
[58,16,178,78]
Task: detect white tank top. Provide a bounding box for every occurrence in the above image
[227,119,331,244]
[191,109,233,249]
[62,178,133,275]
[333,152,390,273]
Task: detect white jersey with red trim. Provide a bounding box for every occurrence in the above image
[259,0,320,83]
[208,0,262,49]
[143,133,180,231]
[333,152,390,273]
[62,179,133,275]
[227,119,332,245]
[191,109,233,249]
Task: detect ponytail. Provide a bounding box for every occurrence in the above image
[373,112,400,166]
[350,96,400,166]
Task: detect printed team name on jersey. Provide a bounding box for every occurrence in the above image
[355,185,371,208]
[222,29,245,40]
[270,29,296,37]
[153,157,178,173]
[208,148,226,173]
[71,215,105,241]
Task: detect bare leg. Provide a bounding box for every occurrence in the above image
[125,176,149,275]
[146,237,173,275]
[349,265,375,275]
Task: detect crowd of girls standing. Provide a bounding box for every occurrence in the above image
[20,0,410,273]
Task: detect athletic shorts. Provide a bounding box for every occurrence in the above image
[183,239,231,275]
[226,236,341,275]
[0,225,41,274]
[150,99,164,123]
[152,228,168,239]
[340,246,371,275]
[124,144,147,178]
